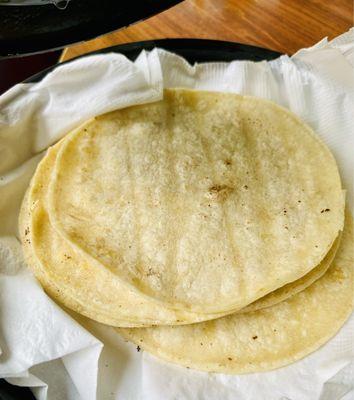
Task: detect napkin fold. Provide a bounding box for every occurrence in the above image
[0,30,353,400]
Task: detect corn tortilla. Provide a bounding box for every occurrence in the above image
[47,89,344,313]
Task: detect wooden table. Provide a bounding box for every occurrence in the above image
[61,0,352,61]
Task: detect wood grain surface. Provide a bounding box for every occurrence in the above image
[61,0,353,61]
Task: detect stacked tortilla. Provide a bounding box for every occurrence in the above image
[20,89,353,373]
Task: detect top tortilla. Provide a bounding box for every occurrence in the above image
[47,89,344,314]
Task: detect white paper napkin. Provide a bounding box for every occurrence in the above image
[0,30,353,400]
